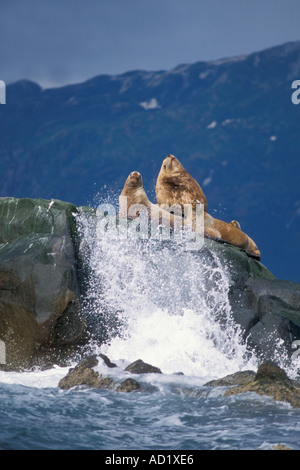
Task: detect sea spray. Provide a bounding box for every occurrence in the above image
[78,206,258,381]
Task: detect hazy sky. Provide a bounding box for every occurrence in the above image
[1,0,300,88]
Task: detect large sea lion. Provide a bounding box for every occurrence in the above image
[156,154,208,212]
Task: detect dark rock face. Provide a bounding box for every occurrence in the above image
[0,197,88,369]
[201,240,300,367]
[232,274,300,364]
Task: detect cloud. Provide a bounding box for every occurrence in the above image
[1,0,300,88]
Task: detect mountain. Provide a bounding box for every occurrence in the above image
[0,41,300,281]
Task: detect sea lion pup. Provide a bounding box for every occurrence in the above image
[188,199,260,259]
[118,171,151,216]
[118,171,184,230]
[156,154,208,212]
[204,212,261,259]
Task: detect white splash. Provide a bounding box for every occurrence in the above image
[80,208,258,382]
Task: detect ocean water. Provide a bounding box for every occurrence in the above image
[1,205,300,452]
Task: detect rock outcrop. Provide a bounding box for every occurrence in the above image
[0,197,88,369]
[224,361,300,408]
[58,354,142,392]
[58,355,115,390]
[204,361,300,408]
[0,196,300,371]
[203,239,300,366]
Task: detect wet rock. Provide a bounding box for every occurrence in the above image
[58,355,115,390]
[216,246,300,364]
[254,361,289,382]
[273,444,293,450]
[204,370,256,387]
[125,359,162,374]
[224,361,300,408]
[116,378,141,393]
[99,353,117,368]
[0,197,88,370]
[59,363,101,390]
[243,278,300,363]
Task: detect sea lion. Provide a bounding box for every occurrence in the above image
[175,195,260,259]
[156,154,208,212]
[119,171,151,216]
[203,211,261,260]
[119,172,260,259]
[118,171,185,231]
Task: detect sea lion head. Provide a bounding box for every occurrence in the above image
[126,171,143,188]
[119,171,151,216]
[160,154,182,175]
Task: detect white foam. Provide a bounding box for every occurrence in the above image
[81,209,258,384]
[0,365,71,389]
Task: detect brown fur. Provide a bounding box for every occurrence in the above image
[156,155,208,212]
[118,171,184,229]
[120,172,261,260]
[119,171,151,216]
[202,212,261,259]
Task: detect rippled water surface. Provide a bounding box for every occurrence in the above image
[1,374,300,450]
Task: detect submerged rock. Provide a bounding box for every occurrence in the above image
[224,362,300,408]
[116,378,141,393]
